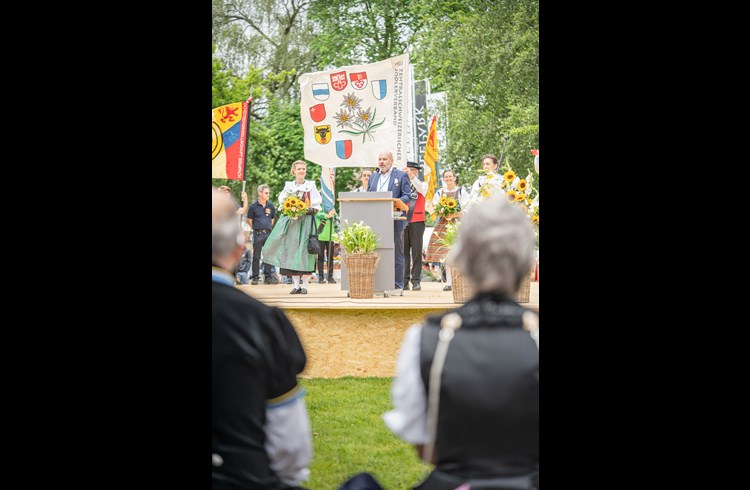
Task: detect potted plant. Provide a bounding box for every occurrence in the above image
[335,221,381,299]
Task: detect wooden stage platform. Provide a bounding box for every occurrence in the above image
[238,281,538,378]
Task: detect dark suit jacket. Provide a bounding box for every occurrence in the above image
[212,279,306,489]
[367,167,412,232]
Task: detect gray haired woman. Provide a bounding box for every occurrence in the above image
[383,196,539,490]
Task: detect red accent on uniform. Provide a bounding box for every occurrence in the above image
[410,193,426,223]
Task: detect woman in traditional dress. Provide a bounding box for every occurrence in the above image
[262,160,322,294]
[424,169,469,291]
[469,153,501,198]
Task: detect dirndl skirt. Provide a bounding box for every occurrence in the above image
[261,214,316,275]
[424,217,456,263]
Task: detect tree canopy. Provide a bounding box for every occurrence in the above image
[212,0,538,204]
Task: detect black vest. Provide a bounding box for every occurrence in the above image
[419,293,539,488]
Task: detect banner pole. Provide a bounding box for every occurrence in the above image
[240,92,253,223]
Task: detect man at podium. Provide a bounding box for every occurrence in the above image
[367,151,412,292]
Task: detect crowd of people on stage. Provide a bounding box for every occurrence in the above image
[226,151,516,295]
[212,174,540,489]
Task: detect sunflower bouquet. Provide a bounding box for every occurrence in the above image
[432,194,461,220]
[467,165,539,227]
[281,195,309,220]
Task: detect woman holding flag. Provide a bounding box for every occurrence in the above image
[262,160,322,294]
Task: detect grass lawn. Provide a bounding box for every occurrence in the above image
[301,377,431,489]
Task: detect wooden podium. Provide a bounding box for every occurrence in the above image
[338,192,406,294]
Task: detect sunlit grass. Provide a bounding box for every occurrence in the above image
[301,377,431,489]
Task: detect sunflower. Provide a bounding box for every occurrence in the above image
[517,179,527,192]
[283,200,292,209]
[514,192,525,202]
[446,197,457,208]
[504,170,516,182]
[531,215,539,225]
[505,190,517,202]
[440,196,448,205]
[501,180,507,189]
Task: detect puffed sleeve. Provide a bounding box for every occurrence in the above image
[458,186,470,208]
[279,182,292,205]
[470,177,483,198]
[432,188,443,206]
[308,181,323,211]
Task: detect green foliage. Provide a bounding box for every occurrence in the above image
[213,0,539,219]
[335,221,379,255]
[212,0,317,102]
[308,0,421,67]
[245,98,310,200]
[412,0,539,189]
[302,377,430,489]
[213,47,311,202]
[213,45,256,109]
[438,221,460,248]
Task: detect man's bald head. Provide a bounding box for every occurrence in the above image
[377,151,394,173]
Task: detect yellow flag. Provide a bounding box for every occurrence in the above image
[424,115,439,202]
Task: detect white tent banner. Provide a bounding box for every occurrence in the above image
[299,54,410,168]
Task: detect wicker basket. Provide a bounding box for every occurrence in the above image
[342,253,381,299]
[451,269,531,303]
[515,273,531,303]
[451,267,474,303]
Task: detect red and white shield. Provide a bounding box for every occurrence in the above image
[309,103,326,122]
[349,72,368,90]
[330,71,348,91]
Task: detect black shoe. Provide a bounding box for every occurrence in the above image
[412,283,421,291]
[403,283,410,290]
[328,277,336,284]
[290,287,301,294]
[300,288,308,294]
[265,277,279,285]
[251,279,259,285]
[443,285,452,291]
[319,279,327,284]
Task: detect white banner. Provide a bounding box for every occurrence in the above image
[299,54,410,168]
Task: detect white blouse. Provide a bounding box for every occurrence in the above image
[279,180,322,211]
[469,173,499,199]
[382,324,428,444]
[432,186,469,209]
